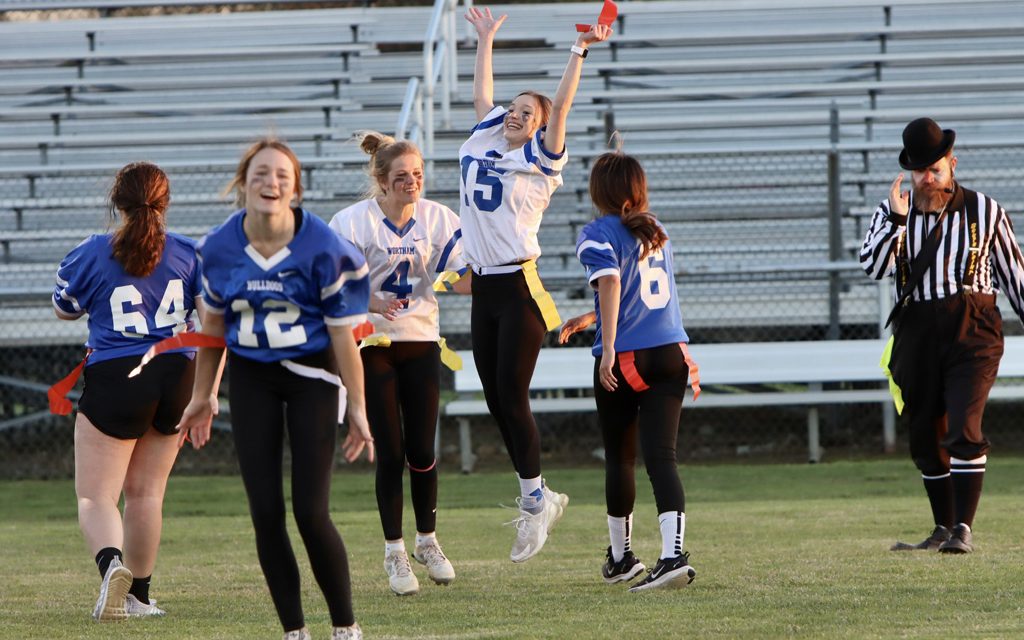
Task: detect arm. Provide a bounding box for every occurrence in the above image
[595,274,621,392]
[54,307,84,320]
[860,174,909,280]
[451,270,472,295]
[990,207,1024,327]
[328,323,375,463]
[543,24,612,157]
[558,310,596,344]
[465,6,506,121]
[175,310,226,450]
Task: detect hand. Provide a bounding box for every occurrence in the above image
[577,23,612,47]
[465,6,507,39]
[341,407,375,463]
[889,173,909,216]
[176,396,215,450]
[369,297,406,321]
[599,349,618,392]
[558,312,596,344]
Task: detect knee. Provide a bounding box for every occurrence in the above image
[292,502,331,537]
[248,499,287,533]
[912,455,948,477]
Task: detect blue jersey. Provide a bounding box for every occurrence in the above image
[53,232,201,365]
[198,208,370,362]
[576,215,688,356]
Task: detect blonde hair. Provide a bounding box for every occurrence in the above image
[354,130,423,199]
[223,138,303,208]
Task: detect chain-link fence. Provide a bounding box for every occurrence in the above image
[3,139,1023,478]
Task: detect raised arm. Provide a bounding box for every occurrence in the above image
[465,6,506,121]
[544,24,612,156]
[860,174,909,280]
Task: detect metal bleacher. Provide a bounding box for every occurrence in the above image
[2,0,1024,349]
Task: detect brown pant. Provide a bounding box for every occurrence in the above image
[891,293,1003,476]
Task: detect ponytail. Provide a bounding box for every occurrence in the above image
[588,152,667,259]
[110,162,169,277]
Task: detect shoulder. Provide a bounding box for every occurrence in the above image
[165,232,198,252]
[199,210,243,253]
[417,198,458,222]
[471,106,507,133]
[330,199,373,230]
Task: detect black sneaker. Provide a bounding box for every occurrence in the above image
[938,524,974,554]
[602,547,646,584]
[628,552,696,592]
[890,524,951,551]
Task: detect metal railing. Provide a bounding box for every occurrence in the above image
[396,0,465,187]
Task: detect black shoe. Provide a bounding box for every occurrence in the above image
[890,525,951,551]
[602,547,646,584]
[938,524,974,554]
[628,551,696,592]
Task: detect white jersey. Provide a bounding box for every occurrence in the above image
[458,105,568,267]
[329,198,466,342]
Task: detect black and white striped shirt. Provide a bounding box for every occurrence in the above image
[860,183,1024,326]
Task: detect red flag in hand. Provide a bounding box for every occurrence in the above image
[576,0,618,33]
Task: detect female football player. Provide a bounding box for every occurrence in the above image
[54,161,202,620]
[175,139,373,640]
[461,6,611,563]
[560,151,698,592]
[330,131,466,596]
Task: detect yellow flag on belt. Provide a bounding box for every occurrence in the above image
[879,336,904,415]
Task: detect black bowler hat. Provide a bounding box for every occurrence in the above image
[899,117,955,170]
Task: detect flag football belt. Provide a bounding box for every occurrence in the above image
[359,333,464,371]
[617,343,702,400]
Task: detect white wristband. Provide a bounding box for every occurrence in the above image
[570,45,588,59]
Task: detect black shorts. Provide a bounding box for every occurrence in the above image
[79,353,196,440]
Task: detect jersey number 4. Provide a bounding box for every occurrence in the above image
[110,280,188,338]
[637,249,671,309]
[381,261,413,302]
[461,156,504,212]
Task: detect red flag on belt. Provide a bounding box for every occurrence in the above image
[128,332,228,379]
[576,0,617,32]
[48,353,89,415]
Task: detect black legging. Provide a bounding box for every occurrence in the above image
[594,342,688,517]
[362,342,440,541]
[228,351,354,631]
[470,271,547,479]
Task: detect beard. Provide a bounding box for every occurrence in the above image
[913,177,954,212]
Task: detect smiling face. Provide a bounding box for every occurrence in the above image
[244,148,297,217]
[379,152,424,208]
[503,93,544,148]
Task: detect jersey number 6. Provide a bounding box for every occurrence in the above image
[637,249,671,309]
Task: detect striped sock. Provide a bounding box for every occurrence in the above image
[518,475,544,514]
[607,513,633,562]
[658,511,685,560]
[951,456,986,528]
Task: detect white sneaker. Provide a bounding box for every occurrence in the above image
[508,498,559,563]
[384,548,420,596]
[125,593,166,617]
[283,627,311,640]
[331,623,363,640]
[542,484,569,532]
[92,557,132,622]
[413,539,456,585]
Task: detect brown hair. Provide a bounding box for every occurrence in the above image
[223,138,303,208]
[355,130,423,199]
[588,151,667,259]
[109,162,169,277]
[515,91,553,127]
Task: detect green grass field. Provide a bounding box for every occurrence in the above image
[2,458,1023,639]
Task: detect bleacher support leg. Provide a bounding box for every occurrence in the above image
[458,417,476,474]
[882,402,896,453]
[807,384,822,463]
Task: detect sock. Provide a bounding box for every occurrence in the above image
[518,475,544,514]
[951,456,986,528]
[95,547,123,578]
[608,513,633,562]
[384,539,406,556]
[921,473,955,529]
[129,575,151,604]
[415,532,437,548]
[658,511,685,560]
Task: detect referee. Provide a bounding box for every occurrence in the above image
[860,117,1024,554]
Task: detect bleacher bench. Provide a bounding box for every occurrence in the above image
[445,337,1024,472]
